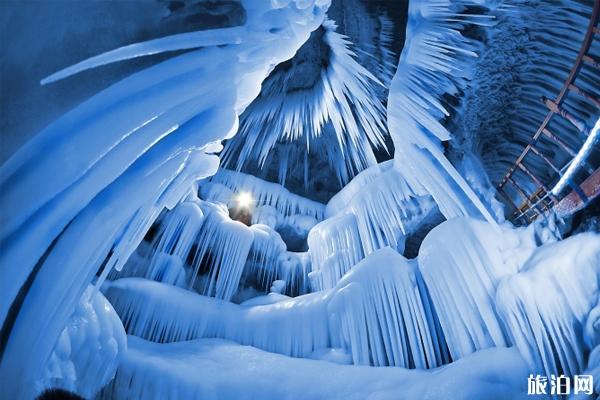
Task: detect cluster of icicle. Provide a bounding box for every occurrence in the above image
[221,19,391,186]
[387,0,499,224]
[205,169,326,221]
[420,216,600,385]
[106,213,600,392]
[309,161,437,291]
[104,246,450,369]
[114,196,310,300]
[0,1,331,397]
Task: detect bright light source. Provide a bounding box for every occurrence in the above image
[235,191,253,209]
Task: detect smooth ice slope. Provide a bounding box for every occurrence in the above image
[100,336,529,400]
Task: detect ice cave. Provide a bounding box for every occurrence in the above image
[1,0,600,399]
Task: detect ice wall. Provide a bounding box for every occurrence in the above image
[206,169,326,221]
[115,197,308,299]
[329,248,449,368]
[106,247,449,369]
[0,1,331,397]
[104,278,332,358]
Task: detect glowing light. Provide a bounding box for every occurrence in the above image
[552,117,599,196]
[235,191,254,209]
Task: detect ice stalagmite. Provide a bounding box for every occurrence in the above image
[496,233,600,378]
[329,248,449,368]
[0,1,331,397]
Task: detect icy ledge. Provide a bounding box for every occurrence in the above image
[104,248,447,368]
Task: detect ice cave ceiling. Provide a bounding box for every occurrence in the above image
[3,0,596,206]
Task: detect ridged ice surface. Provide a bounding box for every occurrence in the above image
[457,0,599,188]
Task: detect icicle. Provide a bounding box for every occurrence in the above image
[221,19,390,185]
[496,233,600,378]
[309,161,437,290]
[417,217,531,360]
[328,248,449,368]
[387,0,499,225]
[277,251,312,296]
[244,224,287,291]
[308,213,364,291]
[145,201,205,285]
[189,203,254,301]
[105,245,450,370]
[207,169,326,221]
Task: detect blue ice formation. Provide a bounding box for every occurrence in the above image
[1,0,599,399]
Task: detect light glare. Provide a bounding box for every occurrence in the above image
[235,191,253,209]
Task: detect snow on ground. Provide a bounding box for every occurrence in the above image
[101,335,529,400]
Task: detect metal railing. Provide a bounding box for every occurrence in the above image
[496,0,600,224]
